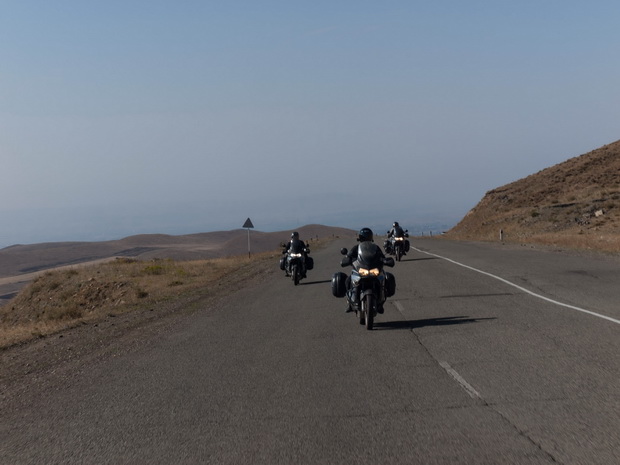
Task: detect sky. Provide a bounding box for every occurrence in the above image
[1,0,619,247]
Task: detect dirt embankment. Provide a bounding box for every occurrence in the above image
[447,139,620,252]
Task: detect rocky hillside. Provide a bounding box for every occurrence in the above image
[447,139,620,252]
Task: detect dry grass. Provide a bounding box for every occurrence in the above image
[0,234,339,349]
[518,231,620,253]
[0,252,276,349]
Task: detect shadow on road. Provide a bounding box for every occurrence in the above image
[374,316,496,330]
[440,292,514,299]
[397,257,438,263]
[300,280,331,286]
[0,292,18,301]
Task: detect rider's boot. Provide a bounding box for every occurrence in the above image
[345,289,358,313]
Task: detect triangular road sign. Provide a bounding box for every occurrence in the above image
[242,218,254,229]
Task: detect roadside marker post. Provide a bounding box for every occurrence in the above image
[243,218,254,258]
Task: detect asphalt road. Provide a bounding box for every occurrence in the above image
[1,237,619,464]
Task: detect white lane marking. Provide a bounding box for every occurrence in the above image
[394,300,482,399]
[439,361,482,399]
[412,246,620,325]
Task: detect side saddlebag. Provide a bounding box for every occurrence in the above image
[385,272,396,297]
[331,272,347,298]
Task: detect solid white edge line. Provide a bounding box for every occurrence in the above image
[412,246,620,325]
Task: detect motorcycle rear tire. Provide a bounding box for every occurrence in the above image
[363,294,374,330]
[292,265,299,285]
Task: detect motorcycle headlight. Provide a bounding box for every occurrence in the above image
[359,267,380,277]
[395,237,404,241]
[289,253,302,258]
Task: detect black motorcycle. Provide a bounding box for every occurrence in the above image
[384,230,409,262]
[332,242,395,330]
[280,247,313,285]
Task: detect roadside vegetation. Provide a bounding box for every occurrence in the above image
[0,251,277,349]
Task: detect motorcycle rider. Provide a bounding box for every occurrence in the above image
[282,231,308,278]
[385,221,409,255]
[342,227,389,313]
[388,221,405,239]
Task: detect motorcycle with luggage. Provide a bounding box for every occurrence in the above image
[384,230,410,262]
[331,242,395,330]
[279,246,313,285]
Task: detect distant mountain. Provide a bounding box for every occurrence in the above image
[447,139,620,252]
[0,224,355,278]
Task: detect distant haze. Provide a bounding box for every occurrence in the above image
[2,1,619,247]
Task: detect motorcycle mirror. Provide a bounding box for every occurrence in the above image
[384,257,395,267]
[340,248,348,255]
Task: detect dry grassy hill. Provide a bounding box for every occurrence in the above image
[447,139,620,252]
[0,224,354,279]
[0,224,355,346]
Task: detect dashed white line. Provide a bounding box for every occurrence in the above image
[393,300,483,399]
[411,246,620,325]
[393,301,406,313]
[439,361,482,399]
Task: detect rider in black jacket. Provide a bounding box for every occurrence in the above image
[282,231,308,277]
[343,227,388,313]
[387,221,405,239]
[385,221,408,255]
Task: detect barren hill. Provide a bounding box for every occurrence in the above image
[447,139,620,252]
[0,224,355,279]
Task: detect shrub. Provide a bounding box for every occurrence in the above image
[142,264,164,275]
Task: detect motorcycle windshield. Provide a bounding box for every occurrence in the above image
[356,242,383,269]
[289,239,304,253]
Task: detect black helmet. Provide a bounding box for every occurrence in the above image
[393,222,399,227]
[358,228,373,242]
[291,231,299,239]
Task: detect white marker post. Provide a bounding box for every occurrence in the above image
[243,218,254,258]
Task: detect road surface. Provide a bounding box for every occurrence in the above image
[1,237,619,464]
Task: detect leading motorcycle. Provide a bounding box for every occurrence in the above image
[332,242,395,330]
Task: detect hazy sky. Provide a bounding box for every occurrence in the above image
[2,1,619,246]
